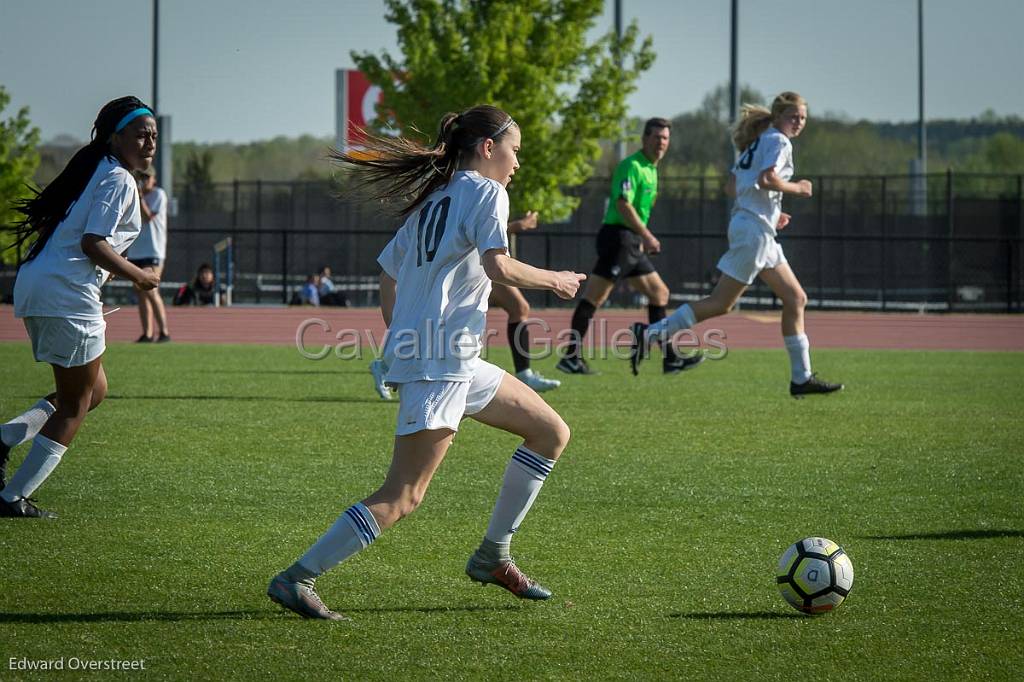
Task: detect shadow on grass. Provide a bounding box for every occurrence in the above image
[0,604,519,624]
[864,530,1024,541]
[205,369,374,376]
[0,610,274,624]
[105,394,388,405]
[667,611,803,620]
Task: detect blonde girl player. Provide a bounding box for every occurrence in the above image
[268,105,586,620]
[630,92,843,397]
[1,97,159,518]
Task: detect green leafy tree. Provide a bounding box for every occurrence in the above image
[352,0,655,219]
[182,149,216,211]
[0,86,41,264]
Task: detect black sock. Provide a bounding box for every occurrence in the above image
[566,300,597,359]
[647,304,678,362]
[508,321,530,374]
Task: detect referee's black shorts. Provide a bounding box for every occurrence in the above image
[591,224,656,281]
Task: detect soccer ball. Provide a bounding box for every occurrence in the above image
[776,537,854,614]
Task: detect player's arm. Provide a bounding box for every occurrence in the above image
[616,199,661,254]
[507,211,538,234]
[758,168,812,198]
[81,234,159,290]
[482,249,585,300]
[139,195,155,221]
[379,272,397,327]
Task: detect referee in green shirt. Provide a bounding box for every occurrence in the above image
[557,117,703,375]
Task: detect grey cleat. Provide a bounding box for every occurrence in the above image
[465,555,552,601]
[267,573,349,621]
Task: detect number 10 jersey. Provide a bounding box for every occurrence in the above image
[377,170,511,383]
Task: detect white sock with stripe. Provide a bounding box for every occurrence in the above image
[1,434,67,502]
[483,445,556,549]
[647,304,697,343]
[1,398,56,448]
[784,333,813,384]
[297,501,381,577]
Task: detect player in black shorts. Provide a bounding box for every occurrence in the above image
[557,117,703,376]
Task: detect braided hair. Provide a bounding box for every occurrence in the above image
[9,96,154,262]
[330,104,517,217]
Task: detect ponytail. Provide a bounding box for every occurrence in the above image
[8,96,153,263]
[731,104,772,153]
[330,104,517,216]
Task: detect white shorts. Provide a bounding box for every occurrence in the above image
[394,360,506,436]
[717,218,788,285]
[24,317,106,368]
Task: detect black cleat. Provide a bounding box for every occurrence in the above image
[663,352,705,375]
[136,334,153,343]
[0,496,57,519]
[790,373,844,398]
[156,333,171,343]
[629,322,649,376]
[555,355,598,375]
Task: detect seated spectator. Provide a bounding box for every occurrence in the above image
[318,265,349,307]
[173,263,217,306]
[300,273,320,306]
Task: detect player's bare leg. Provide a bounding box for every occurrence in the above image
[490,283,559,391]
[464,374,570,599]
[759,264,842,397]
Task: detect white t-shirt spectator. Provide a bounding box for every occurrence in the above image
[126,185,168,260]
[378,170,510,383]
[15,156,141,321]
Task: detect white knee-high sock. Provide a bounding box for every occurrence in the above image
[1,434,66,502]
[1,399,56,448]
[784,333,812,383]
[484,445,556,547]
[297,502,381,577]
[647,304,697,342]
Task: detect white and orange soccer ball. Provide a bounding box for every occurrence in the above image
[776,537,854,614]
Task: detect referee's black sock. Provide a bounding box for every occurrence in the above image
[566,299,597,359]
[508,321,531,374]
[648,304,678,362]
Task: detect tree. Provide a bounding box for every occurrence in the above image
[352,0,654,219]
[0,86,41,264]
[181,150,216,211]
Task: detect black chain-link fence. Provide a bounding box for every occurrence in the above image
[6,172,1019,311]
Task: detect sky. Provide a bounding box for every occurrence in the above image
[1,0,1022,144]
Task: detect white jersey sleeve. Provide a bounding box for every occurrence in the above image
[377,220,415,279]
[466,181,510,256]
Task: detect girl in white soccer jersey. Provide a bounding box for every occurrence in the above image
[631,91,843,397]
[268,105,586,620]
[0,96,159,518]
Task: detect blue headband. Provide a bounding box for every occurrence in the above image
[114,107,154,133]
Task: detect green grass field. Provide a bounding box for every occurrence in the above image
[2,341,1022,680]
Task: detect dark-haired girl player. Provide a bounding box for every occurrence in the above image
[0,97,159,518]
[268,105,585,620]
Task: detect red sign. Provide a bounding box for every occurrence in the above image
[341,69,383,148]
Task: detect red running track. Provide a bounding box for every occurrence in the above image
[1,305,1021,351]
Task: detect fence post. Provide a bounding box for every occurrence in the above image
[880,176,887,311]
[698,176,706,295]
[946,169,954,311]
[817,175,825,309]
[1017,175,1023,311]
